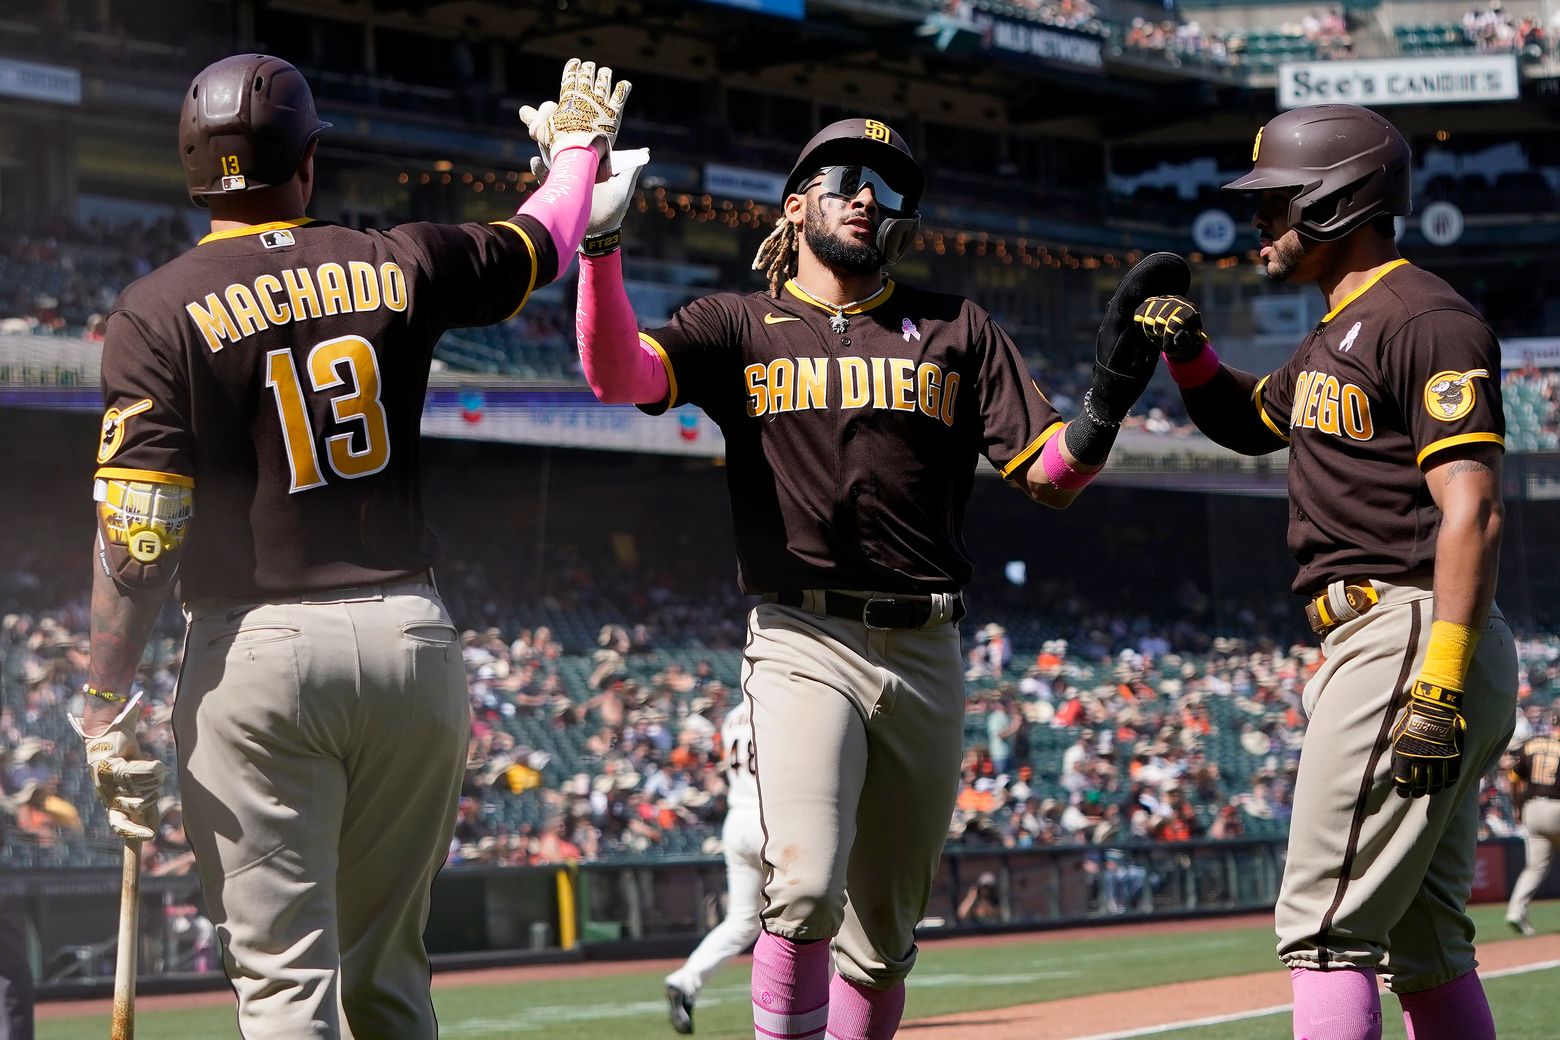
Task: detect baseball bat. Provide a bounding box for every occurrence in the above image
[110,839,142,1040]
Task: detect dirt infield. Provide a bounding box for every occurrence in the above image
[37,913,1560,1038]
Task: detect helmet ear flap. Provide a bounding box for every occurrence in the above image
[877,214,920,265]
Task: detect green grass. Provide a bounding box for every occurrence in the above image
[37,902,1560,1039]
[1153,969,1560,1040]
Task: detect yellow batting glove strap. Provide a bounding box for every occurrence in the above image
[1419,620,1477,693]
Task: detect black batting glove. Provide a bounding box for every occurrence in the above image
[1134,296,1209,362]
[1087,254,1190,425]
[1390,681,1466,798]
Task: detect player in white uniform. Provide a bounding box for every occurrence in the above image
[665,698,764,1034]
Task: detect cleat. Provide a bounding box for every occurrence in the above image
[1506,916,1536,937]
[665,983,694,1034]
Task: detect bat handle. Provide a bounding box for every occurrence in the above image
[110,839,142,1040]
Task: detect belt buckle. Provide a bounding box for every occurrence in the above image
[862,596,898,631]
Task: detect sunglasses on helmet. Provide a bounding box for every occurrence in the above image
[807,165,912,215]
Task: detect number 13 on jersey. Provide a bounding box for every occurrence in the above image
[265,335,391,493]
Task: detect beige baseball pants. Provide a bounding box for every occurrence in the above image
[742,595,965,989]
[1276,577,1517,993]
[174,580,469,1039]
[1507,798,1560,924]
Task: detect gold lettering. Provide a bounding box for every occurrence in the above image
[317,263,351,316]
[889,358,916,411]
[1317,376,1341,436]
[185,293,240,353]
[1302,372,1325,429]
[796,358,828,411]
[224,283,269,338]
[1342,384,1373,440]
[870,357,889,409]
[253,274,291,325]
[768,359,794,413]
[1290,371,1315,428]
[917,362,942,419]
[381,262,407,312]
[348,261,382,312]
[941,372,961,426]
[283,267,322,320]
[745,363,768,417]
[839,357,869,409]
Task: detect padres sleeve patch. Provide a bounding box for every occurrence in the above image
[1423,369,1488,423]
[97,399,154,464]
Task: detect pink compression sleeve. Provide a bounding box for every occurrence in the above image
[577,250,669,405]
[515,146,598,266]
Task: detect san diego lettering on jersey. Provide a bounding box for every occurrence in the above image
[744,356,960,424]
[1288,369,1375,441]
[185,261,409,352]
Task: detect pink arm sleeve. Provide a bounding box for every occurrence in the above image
[577,250,669,405]
[515,146,598,266]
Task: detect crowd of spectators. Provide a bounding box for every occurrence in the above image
[0,215,192,337]
[1121,8,1352,69]
[1462,1,1549,55]
[4,526,1557,875]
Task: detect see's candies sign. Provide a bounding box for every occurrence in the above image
[1278,55,1519,109]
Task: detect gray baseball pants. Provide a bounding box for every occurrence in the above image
[175,580,469,1039]
[1276,577,1517,993]
[742,595,964,989]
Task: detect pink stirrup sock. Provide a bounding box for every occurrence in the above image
[1399,971,1495,1040]
[577,249,668,404]
[751,932,831,1040]
[825,974,904,1040]
[515,145,598,265]
[1291,966,1383,1040]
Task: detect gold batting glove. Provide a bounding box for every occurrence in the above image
[69,692,164,841]
[519,59,631,177]
[1133,295,1209,362]
[1389,680,1466,798]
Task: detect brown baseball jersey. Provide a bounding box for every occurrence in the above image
[1245,260,1504,595]
[1514,735,1560,800]
[637,277,1062,594]
[95,216,558,601]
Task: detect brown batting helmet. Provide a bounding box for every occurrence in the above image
[180,54,330,207]
[784,118,924,264]
[1223,104,1411,241]
[784,118,925,209]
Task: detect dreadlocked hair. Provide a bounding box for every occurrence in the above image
[752,216,799,298]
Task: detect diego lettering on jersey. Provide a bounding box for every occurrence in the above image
[184,261,409,353]
[743,356,961,425]
[1288,369,1375,440]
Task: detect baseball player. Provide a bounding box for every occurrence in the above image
[524,109,1181,1038]
[73,55,627,1038]
[1132,104,1517,1040]
[1504,704,1560,936]
[664,697,764,1034]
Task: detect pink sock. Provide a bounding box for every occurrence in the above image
[1399,971,1495,1040]
[1291,966,1383,1040]
[826,974,904,1040]
[752,932,831,1039]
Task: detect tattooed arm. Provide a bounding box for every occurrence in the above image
[81,552,171,736]
[1423,446,1505,629]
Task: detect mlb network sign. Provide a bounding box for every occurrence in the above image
[1278,55,1519,109]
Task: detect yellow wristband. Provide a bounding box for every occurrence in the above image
[1420,620,1477,693]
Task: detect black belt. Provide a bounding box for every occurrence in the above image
[771,591,965,630]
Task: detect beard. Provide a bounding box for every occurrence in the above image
[1261,230,1308,282]
[804,197,883,274]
